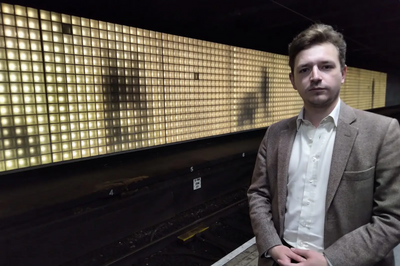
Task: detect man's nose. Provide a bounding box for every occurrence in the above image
[310,66,322,82]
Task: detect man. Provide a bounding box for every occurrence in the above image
[248,23,400,266]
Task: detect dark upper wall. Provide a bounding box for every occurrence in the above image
[386,71,400,107]
[6,0,400,72]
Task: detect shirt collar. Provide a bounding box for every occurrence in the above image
[296,98,341,130]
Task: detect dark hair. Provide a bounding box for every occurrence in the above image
[288,24,346,73]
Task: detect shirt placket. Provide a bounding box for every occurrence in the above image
[298,123,331,248]
[297,124,316,248]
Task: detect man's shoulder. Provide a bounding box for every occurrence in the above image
[351,107,394,125]
[344,106,397,138]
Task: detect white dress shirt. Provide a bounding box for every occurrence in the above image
[283,100,341,252]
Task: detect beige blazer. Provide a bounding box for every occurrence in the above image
[248,101,400,266]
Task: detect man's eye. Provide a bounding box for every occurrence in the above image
[299,68,308,73]
[322,65,334,70]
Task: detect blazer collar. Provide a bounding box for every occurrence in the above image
[277,116,297,234]
[325,101,358,211]
[337,100,357,125]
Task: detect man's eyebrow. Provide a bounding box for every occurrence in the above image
[320,60,336,64]
[296,60,336,69]
[297,63,311,69]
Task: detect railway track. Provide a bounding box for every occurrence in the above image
[62,187,252,266]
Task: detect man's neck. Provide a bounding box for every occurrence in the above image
[304,99,339,128]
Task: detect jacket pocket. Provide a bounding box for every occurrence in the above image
[343,166,375,181]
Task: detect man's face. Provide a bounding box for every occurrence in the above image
[289,42,347,109]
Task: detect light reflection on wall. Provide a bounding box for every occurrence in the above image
[0,3,387,172]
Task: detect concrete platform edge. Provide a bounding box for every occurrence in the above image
[212,237,256,266]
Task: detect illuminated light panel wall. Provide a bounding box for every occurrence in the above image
[231,48,303,132]
[0,3,386,173]
[162,35,232,143]
[341,67,386,110]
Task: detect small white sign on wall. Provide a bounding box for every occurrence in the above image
[193,177,201,190]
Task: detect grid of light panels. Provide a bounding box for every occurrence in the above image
[0,3,387,173]
[162,35,232,143]
[231,47,304,133]
[0,4,49,171]
[39,10,168,163]
[341,67,386,110]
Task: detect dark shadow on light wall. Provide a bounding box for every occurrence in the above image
[260,67,271,115]
[102,49,146,150]
[237,67,270,127]
[102,48,122,150]
[371,78,375,109]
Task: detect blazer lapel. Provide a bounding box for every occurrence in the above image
[277,118,297,235]
[325,102,358,212]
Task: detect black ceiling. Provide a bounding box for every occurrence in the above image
[6,0,400,72]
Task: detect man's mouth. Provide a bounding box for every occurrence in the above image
[309,87,326,91]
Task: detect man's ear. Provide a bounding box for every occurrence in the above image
[289,72,297,90]
[341,65,347,84]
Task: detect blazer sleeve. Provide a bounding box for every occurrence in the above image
[324,118,400,265]
[247,127,282,256]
